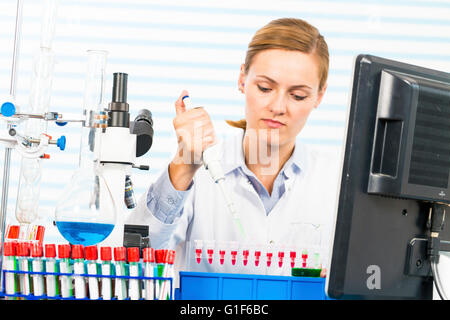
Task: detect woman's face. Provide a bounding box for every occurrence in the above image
[239,49,326,149]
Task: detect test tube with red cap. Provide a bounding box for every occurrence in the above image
[229,241,238,266]
[44,244,58,298]
[143,247,155,300]
[17,242,31,296]
[3,241,18,297]
[114,246,127,300]
[31,243,45,297]
[278,249,285,268]
[155,249,166,298]
[127,247,141,300]
[193,240,202,264]
[217,242,226,266]
[6,225,19,241]
[301,249,308,268]
[158,249,175,300]
[85,245,99,300]
[58,244,73,298]
[266,244,274,268]
[254,244,262,267]
[205,240,215,265]
[242,248,250,266]
[72,244,86,299]
[290,249,297,268]
[100,247,112,300]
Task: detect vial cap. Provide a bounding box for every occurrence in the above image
[45,244,56,258]
[71,244,84,259]
[3,242,15,256]
[114,247,126,261]
[17,242,30,257]
[143,247,155,263]
[127,247,140,262]
[166,250,176,265]
[85,245,98,261]
[155,249,167,264]
[58,244,71,259]
[36,226,45,243]
[31,243,44,257]
[100,247,112,261]
[6,225,19,240]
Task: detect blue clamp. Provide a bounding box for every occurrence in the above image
[56,136,66,151]
[55,121,68,126]
[1,102,16,117]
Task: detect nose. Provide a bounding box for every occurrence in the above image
[270,92,287,115]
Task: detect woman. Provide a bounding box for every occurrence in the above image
[128,18,339,279]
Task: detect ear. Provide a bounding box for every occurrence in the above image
[238,64,246,93]
[314,83,327,108]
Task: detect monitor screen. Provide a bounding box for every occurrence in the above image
[326,54,450,300]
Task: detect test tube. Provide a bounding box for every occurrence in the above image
[205,240,215,265]
[127,247,140,300]
[301,249,308,268]
[158,250,175,300]
[85,245,99,300]
[143,247,155,300]
[242,248,249,266]
[113,246,127,300]
[193,240,202,264]
[229,241,238,266]
[254,244,262,267]
[3,242,18,297]
[72,244,86,299]
[217,242,226,266]
[278,250,285,268]
[155,249,166,298]
[100,247,112,300]
[266,246,273,268]
[31,243,44,297]
[58,244,72,298]
[290,250,297,269]
[17,242,31,297]
[44,244,58,298]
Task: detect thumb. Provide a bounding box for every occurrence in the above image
[175,90,189,116]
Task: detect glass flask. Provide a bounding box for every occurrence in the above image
[55,50,115,246]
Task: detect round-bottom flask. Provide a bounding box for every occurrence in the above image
[54,165,116,246]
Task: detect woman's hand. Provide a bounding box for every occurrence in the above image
[169,90,217,190]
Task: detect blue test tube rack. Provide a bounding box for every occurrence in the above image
[0,258,173,300]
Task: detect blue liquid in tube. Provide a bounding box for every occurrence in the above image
[56,221,114,246]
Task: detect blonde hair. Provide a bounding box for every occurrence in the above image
[227,18,329,130]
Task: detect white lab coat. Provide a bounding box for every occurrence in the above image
[126,130,340,285]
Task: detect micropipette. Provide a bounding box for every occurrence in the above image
[182,95,246,240]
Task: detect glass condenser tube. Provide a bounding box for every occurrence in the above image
[15,0,58,238]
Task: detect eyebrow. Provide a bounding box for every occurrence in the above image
[256,75,312,90]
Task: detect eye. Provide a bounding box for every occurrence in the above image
[292,94,307,101]
[257,84,271,93]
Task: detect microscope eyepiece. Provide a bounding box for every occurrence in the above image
[108,72,130,127]
[112,72,128,104]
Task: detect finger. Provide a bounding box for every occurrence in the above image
[175,89,189,116]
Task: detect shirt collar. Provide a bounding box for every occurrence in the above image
[220,129,307,178]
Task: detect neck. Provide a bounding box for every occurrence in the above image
[243,132,295,179]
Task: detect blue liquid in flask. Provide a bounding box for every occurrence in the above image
[56,221,114,246]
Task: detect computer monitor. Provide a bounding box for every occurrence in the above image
[326,54,450,300]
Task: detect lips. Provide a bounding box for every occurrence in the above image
[263,119,285,129]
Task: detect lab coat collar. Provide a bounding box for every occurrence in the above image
[220,129,307,178]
